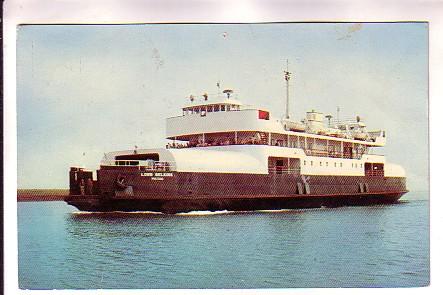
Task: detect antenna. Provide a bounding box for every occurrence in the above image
[284,59,292,119]
[326,114,333,127]
[336,106,340,123]
[216,81,221,96]
[82,152,86,168]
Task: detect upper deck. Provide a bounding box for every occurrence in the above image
[166,91,386,151]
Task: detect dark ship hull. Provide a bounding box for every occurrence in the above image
[65,167,407,213]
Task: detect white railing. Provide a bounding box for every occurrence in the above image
[268,167,301,174]
[365,170,384,177]
[329,116,360,127]
[368,130,385,139]
[112,160,176,171]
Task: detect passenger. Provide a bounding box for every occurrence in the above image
[79,179,85,195]
[255,132,262,143]
[86,178,93,195]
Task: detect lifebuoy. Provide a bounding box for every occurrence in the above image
[116,175,128,190]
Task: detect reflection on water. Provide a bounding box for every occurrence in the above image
[18,199,429,289]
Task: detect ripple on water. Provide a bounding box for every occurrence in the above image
[18,200,429,289]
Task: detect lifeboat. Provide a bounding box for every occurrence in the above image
[353,132,368,141]
[325,128,343,138]
[282,120,306,132]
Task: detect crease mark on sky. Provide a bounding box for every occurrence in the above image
[337,23,363,41]
[152,48,164,70]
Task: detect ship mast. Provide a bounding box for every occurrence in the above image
[284,60,292,119]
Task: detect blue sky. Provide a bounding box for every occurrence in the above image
[17,23,428,191]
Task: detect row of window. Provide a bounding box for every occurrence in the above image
[303,160,363,168]
[183,104,240,115]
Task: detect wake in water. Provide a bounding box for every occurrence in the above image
[69,202,408,219]
[72,209,240,218]
[70,208,310,219]
[70,210,164,220]
[72,211,164,215]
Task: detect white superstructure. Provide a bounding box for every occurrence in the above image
[101,89,404,178]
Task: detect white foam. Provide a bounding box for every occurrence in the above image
[71,210,164,215]
[256,209,301,213]
[175,210,232,216]
[71,208,306,216]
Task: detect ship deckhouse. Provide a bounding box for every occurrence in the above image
[166,90,386,161]
[99,82,405,182]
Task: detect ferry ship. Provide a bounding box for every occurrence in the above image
[65,69,407,213]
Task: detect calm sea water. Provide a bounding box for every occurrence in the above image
[18,194,429,289]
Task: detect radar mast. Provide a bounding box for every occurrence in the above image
[284,60,292,119]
